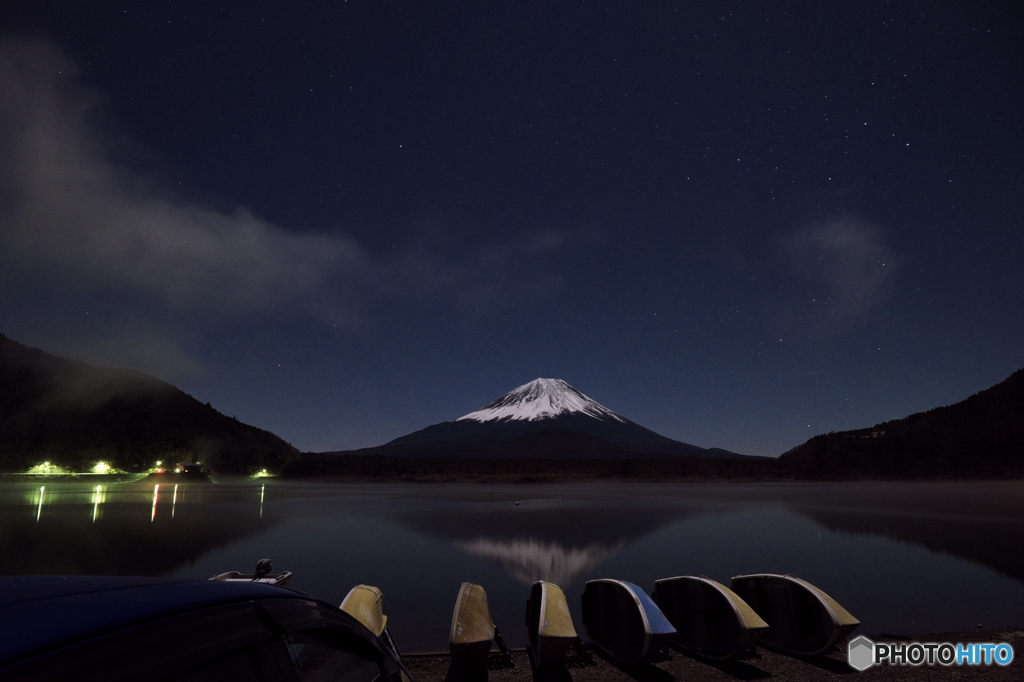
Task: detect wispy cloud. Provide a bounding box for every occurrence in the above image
[0,38,380,327]
[783,215,896,324]
[0,38,569,335]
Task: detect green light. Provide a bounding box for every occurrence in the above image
[27,462,69,475]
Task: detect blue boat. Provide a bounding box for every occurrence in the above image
[581,579,676,665]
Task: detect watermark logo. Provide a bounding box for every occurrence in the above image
[848,635,1014,671]
[847,636,874,671]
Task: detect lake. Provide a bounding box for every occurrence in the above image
[3,479,1022,652]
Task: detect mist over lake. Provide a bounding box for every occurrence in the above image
[3,480,1022,652]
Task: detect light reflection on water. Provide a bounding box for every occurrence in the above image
[91,485,105,523]
[2,480,1022,652]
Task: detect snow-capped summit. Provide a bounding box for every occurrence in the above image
[457,378,626,423]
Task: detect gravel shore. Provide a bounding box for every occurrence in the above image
[403,628,1023,681]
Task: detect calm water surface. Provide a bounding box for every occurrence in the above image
[3,480,1022,652]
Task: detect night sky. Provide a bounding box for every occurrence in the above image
[1,2,1021,457]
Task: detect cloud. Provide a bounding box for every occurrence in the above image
[0,37,571,333]
[0,38,383,328]
[783,215,895,324]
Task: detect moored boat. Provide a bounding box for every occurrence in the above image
[652,575,768,659]
[580,579,676,665]
[340,584,389,637]
[730,573,860,656]
[340,584,403,661]
[525,580,578,668]
[209,558,292,586]
[448,582,513,678]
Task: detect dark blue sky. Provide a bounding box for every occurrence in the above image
[1,2,1021,456]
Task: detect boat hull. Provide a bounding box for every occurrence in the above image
[449,583,496,674]
[340,584,387,637]
[526,581,577,668]
[208,570,292,586]
[730,574,860,656]
[581,579,676,665]
[653,576,768,659]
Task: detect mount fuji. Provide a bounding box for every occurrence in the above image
[341,378,749,459]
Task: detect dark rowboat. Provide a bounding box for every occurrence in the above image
[652,575,768,659]
[209,558,292,586]
[730,573,860,656]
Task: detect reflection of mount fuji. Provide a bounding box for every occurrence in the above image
[390,500,700,584]
[456,538,625,586]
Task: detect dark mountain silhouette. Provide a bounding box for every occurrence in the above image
[317,378,757,460]
[780,368,1024,478]
[0,333,298,474]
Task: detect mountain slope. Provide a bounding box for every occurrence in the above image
[0,333,298,474]
[780,368,1024,478]
[340,378,752,459]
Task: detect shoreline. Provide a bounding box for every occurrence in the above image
[279,453,1024,483]
[403,628,1022,681]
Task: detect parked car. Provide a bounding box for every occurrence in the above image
[0,575,412,681]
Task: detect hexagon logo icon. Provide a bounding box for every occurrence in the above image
[848,635,875,671]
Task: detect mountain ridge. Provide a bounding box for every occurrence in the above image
[0,333,298,474]
[780,368,1024,478]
